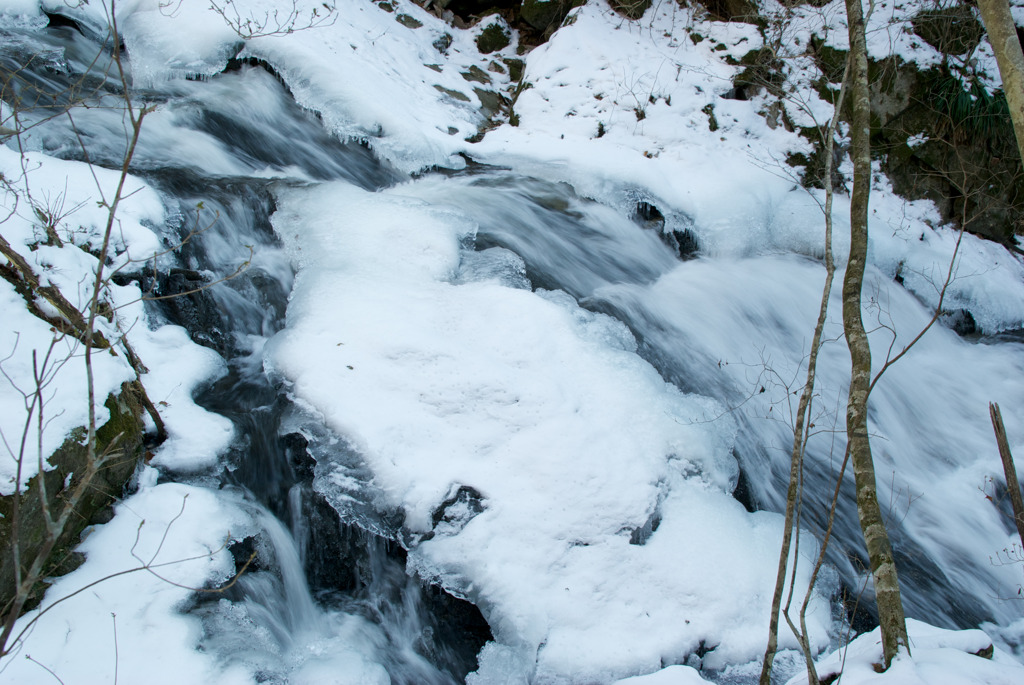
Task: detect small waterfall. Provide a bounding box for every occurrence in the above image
[258,508,322,638]
[0,17,489,681]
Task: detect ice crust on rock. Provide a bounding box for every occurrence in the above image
[267,180,832,681]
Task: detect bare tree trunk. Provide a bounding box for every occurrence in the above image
[990,402,1024,547]
[758,51,851,685]
[842,0,909,669]
[977,0,1024,164]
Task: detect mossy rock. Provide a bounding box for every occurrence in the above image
[0,381,147,616]
[522,0,563,31]
[462,65,492,84]
[608,0,651,20]
[474,87,505,117]
[396,13,423,29]
[731,47,785,98]
[692,0,757,23]
[435,84,472,102]
[911,6,984,56]
[876,67,1023,240]
[476,22,511,54]
[503,57,525,82]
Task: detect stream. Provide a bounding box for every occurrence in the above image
[4,9,1024,684]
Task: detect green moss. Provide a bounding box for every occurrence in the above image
[609,0,651,20]
[462,65,492,84]
[0,382,146,616]
[503,58,525,83]
[702,103,718,132]
[923,70,1011,138]
[911,6,983,56]
[732,47,785,96]
[476,23,511,54]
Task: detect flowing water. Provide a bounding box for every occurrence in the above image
[4,11,1024,683]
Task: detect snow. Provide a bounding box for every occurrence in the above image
[595,253,1024,624]
[0,480,256,685]
[614,665,715,684]
[267,179,832,682]
[2,0,1024,683]
[0,146,151,494]
[0,140,234,492]
[786,619,1024,685]
[30,0,519,173]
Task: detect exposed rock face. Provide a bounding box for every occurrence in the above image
[872,63,1023,242]
[0,382,147,614]
[693,0,758,23]
[521,0,570,32]
[789,32,1024,242]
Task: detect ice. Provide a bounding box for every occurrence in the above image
[4,0,1024,682]
[267,179,832,681]
[594,255,1024,628]
[613,665,715,684]
[34,0,518,173]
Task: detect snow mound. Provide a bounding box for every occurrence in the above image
[267,179,833,682]
[787,619,1024,685]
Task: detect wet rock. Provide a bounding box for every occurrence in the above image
[632,202,700,260]
[633,201,665,231]
[941,309,977,338]
[627,508,662,545]
[229,535,266,575]
[395,13,423,29]
[283,432,315,481]
[430,485,486,538]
